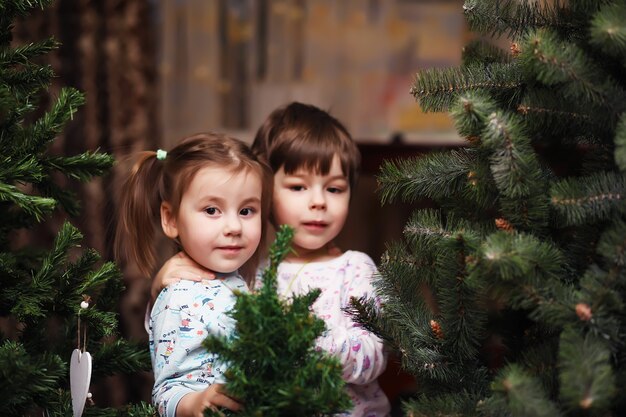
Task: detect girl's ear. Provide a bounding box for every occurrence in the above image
[160,201,178,239]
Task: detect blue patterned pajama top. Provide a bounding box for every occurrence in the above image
[149,274,248,417]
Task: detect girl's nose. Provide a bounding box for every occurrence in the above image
[309,188,327,210]
[224,213,242,235]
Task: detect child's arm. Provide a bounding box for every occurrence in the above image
[151,251,215,302]
[314,253,387,386]
[150,284,203,416]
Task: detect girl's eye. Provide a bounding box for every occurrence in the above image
[205,207,220,216]
[240,207,256,217]
[328,187,344,194]
[289,185,305,191]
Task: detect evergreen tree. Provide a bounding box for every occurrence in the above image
[350,1,626,416]
[0,1,154,415]
[203,225,351,417]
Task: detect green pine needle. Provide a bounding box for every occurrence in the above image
[75,261,121,297]
[559,328,615,412]
[411,63,523,113]
[462,39,512,67]
[590,2,626,59]
[34,221,83,285]
[550,171,626,226]
[0,0,53,18]
[378,148,477,205]
[345,296,385,342]
[520,28,624,109]
[463,0,570,40]
[517,88,612,141]
[1,64,55,100]
[92,340,152,378]
[596,218,626,267]
[44,150,114,182]
[0,155,43,183]
[62,248,101,284]
[450,91,499,138]
[476,231,565,283]
[405,391,481,417]
[0,341,65,416]
[29,87,85,151]
[0,182,56,222]
[36,179,82,217]
[0,38,59,65]
[483,364,563,417]
[614,113,626,171]
[481,111,544,199]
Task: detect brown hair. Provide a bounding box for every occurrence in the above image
[114,132,272,285]
[252,102,361,190]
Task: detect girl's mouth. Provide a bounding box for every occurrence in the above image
[302,221,328,231]
[217,246,243,254]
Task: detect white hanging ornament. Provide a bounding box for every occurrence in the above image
[70,349,92,417]
[70,298,93,417]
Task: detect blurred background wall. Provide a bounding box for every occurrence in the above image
[157,0,466,145]
[15,0,469,413]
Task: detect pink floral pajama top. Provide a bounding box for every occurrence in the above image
[260,250,391,417]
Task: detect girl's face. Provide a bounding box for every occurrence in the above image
[160,166,263,273]
[272,155,350,262]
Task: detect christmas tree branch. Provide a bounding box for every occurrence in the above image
[463,0,571,40]
[550,171,626,226]
[411,63,523,113]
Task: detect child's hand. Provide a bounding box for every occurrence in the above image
[177,384,242,417]
[151,251,215,302]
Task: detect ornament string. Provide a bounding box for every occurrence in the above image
[77,299,89,353]
[77,310,87,353]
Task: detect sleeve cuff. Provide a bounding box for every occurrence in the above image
[165,389,191,417]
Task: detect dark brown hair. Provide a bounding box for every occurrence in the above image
[252,102,361,189]
[114,132,272,284]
